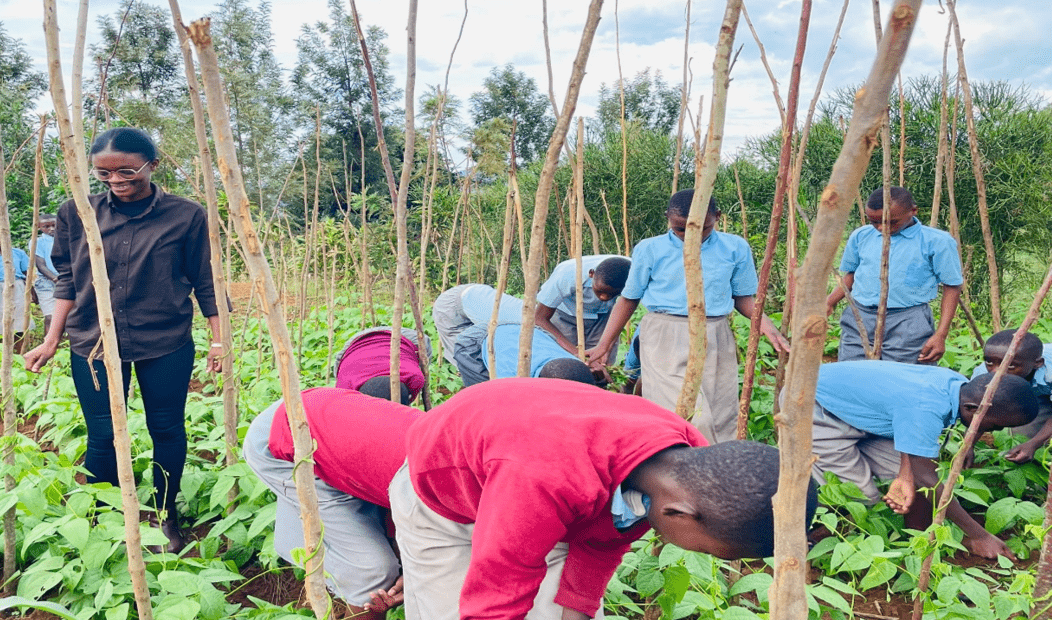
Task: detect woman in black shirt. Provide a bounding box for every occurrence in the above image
[25,128,222,553]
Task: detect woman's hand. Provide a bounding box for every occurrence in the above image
[24,341,58,373]
[206,343,224,373]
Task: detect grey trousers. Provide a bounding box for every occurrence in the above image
[638,313,738,444]
[388,463,604,619]
[433,284,475,365]
[243,401,400,605]
[549,309,616,360]
[838,303,934,364]
[810,402,900,504]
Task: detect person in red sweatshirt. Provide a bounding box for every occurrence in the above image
[243,387,414,618]
[389,378,816,619]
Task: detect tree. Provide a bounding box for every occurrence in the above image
[593,68,682,136]
[469,65,554,166]
[292,0,402,216]
[211,0,294,210]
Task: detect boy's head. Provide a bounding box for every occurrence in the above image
[959,373,1039,432]
[590,257,631,301]
[864,186,917,235]
[358,375,412,405]
[641,441,817,559]
[537,358,597,386]
[666,189,720,243]
[983,329,1045,382]
[39,214,56,236]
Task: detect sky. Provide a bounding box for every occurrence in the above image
[3,0,1051,159]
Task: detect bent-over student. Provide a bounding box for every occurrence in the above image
[453,322,595,387]
[390,378,817,619]
[432,283,523,365]
[535,255,630,356]
[810,360,1037,560]
[334,326,431,405]
[244,387,415,618]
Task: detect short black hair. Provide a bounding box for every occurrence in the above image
[961,373,1039,429]
[39,213,56,223]
[865,186,915,211]
[593,257,631,292]
[667,189,718,219]
[358,375,412,405]
[666,441,817,558]
[537,358,596,385]
[90,127,158,162]
[984,329,1044,362]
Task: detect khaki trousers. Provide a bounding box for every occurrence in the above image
[638,313,738,443]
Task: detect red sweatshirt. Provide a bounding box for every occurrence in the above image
[405,378,707,618]
[335,330,426,400]
[269,387,420,508]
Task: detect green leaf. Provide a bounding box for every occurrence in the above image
[720,607,765,620]
[158,570,205,596]
[200,535,220,560]
[104,602,129,620]
[809,584,851,612]
[985,497,1019,534]
[15,570,63,601]
[1004,468,1026,497]
[935,575,962,603]
[658,543,686,568]
[58,517,91,553]
[0,596,79,620]
[153,595,201,620]
[729,572,773,598]
[248,502,276,540]
[662,566,690,603]
[94,578,114,611]
[858,557,897,590]
[635,564,664,598]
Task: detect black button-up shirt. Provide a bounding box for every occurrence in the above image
[53,184,219,361]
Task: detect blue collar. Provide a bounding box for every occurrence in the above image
[612,485,650,530]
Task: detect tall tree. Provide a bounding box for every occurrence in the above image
[292,0,402,213]
[469,65,554,166]
[211,0,294,210]
[593,68,682,136]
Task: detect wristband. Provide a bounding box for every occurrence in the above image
[210,343,223,349]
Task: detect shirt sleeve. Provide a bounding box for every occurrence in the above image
[183,207,219,317]
[730,239,759,297]
[839,228,861,273]
[52,202,76,301]
[536,263,571,309]
[458,461,587,620]
[554,526,638,615]
[620,242,651,301]
[927,232,964,286]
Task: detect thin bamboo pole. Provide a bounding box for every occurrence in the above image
[518,0,604,377]
[733,166,748,240]
[672,0,691,194]
[1036,460,1052,619]
[599,191,622,256]
[168,0,240,490]
[947,0,1001,330]
[43,3,153,616]
[912,263,1052,620]
[737,0,810,437]
[869,0,894,361]
[573,119,587,359]
[0,127,17,596]
[613,0,631,252]
[771,4,923,618]
[929,21,953,227]
[488,163,518,379]
[20,118,48,353]
[188,20,330,619]
[677,0,742,418]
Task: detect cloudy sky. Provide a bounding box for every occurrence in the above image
[4,0,1051,157]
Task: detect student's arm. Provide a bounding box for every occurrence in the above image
[536,303,581,355]
[733,295,790,353]
[907,455,1016,560]
[883,451,915,514]
[918,284,960,363]
[825,272,854,317]
[34,256,57,282]
[585,297,639,370]
[1004,415,1052,463]
[24,298,74,372]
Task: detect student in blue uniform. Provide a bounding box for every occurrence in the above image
[432,283,523,365]
[587,189,789,443]
[826,186,963,364]
[454,322,594,388]
[535,255,630,355]
[970,329,1052,463]
[810,360,1037,560]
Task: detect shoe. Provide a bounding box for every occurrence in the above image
[147,513,186,554]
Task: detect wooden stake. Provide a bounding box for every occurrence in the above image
[0,125,17,597]
[672,0,692,194]
[188,19,330,619]
[929,20,953,227]
[43,3,154,616]
[772,4,923,619]
[573,119,587,359]
[518,0,604,377]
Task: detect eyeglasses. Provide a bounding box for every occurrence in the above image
[90,161,152,181]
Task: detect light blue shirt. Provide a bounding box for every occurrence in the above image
[460,284,524,326]
[35,233,56,274]
[623,323,642,380]
[839,218,963,308]
[483,324,577,378]
[0,248,29,282]
[815,361,967,458]
[537,255,624,320]
[611,485,650,530]
[970,343,1052,402]
[622,231,758,316]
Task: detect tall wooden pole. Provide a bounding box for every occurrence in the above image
[188,20,331,619]
[0,127,17,596]
[43,2,154,617]
[518,0,604,377]
[770,3,923,619]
